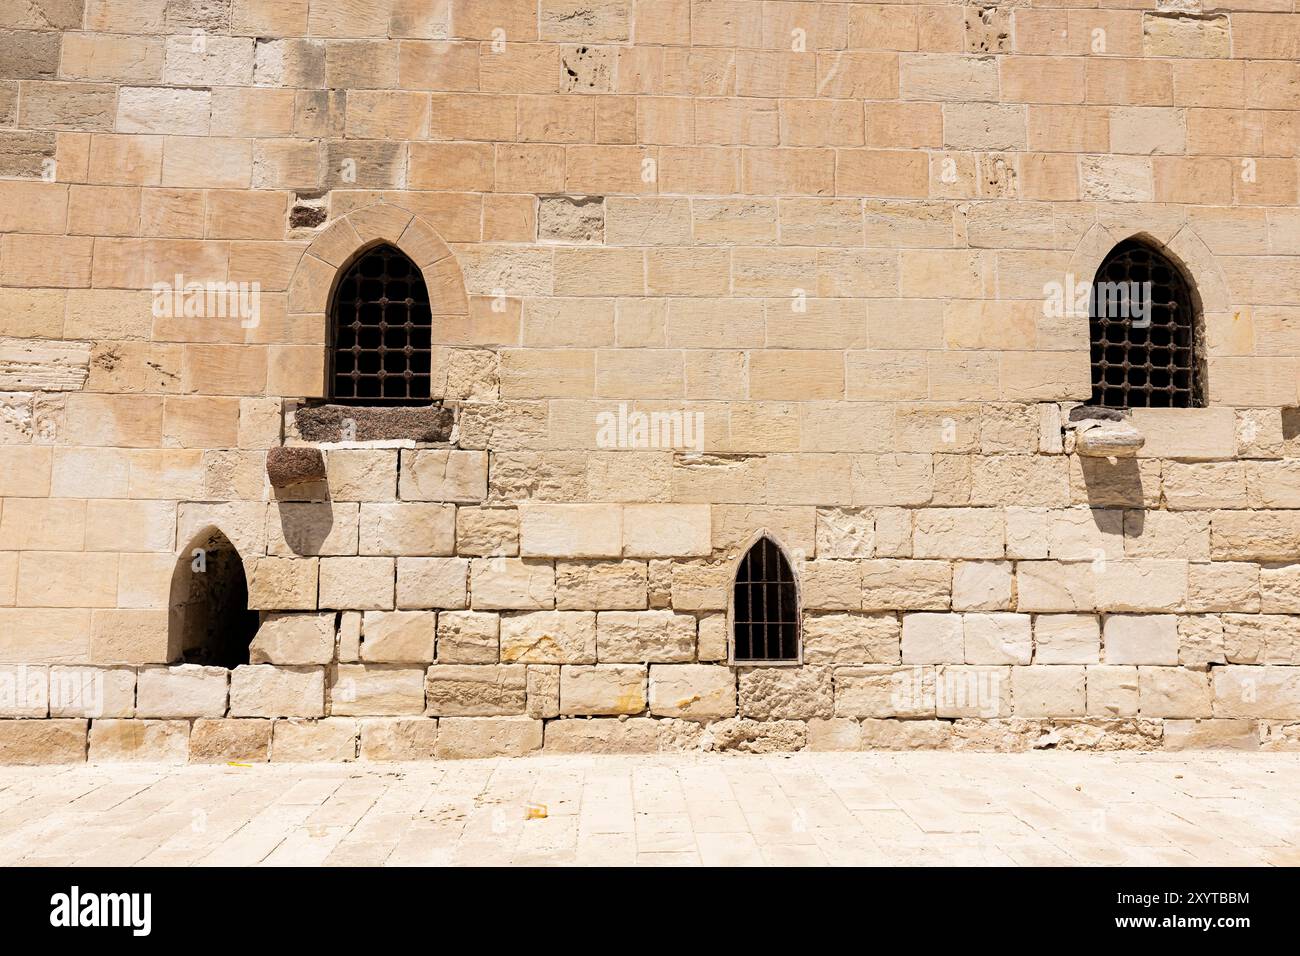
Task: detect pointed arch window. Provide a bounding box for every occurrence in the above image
[731,536,800,663]
[1089,238,1203,408]
[330,243,433,404]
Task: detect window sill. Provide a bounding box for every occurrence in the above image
[294,403,454,444]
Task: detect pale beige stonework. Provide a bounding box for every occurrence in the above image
[1,0,1299,761]
[2,753,1299,865]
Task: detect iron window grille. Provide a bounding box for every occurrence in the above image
[732,536,800,663]
[1089,239,1202,409]
[330,243,433,404]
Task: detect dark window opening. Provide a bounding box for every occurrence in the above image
[733,536,800,662]
[330,243,433,404]
[168,527,259,669]
[1089,238,1202,409]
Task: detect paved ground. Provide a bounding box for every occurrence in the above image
[1,752,1298,866]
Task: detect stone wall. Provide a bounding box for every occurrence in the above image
[1,0,1299,762]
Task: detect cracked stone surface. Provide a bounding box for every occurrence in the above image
[1,753,1296,866]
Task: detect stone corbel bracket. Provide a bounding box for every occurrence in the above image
[1067,406,1145,458]
[266,446,327,488]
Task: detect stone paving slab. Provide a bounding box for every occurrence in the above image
[0,753,1297,867]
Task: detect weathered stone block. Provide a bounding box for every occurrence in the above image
[802,613,899,664]
[559,664,646,715]
[470,557,555,610]
[330,664,424,716]
[518,503,622,558]
[860,559,950,609]
[1033,614,1100,664]
[1163,718,1258,751]
[951,560,1013,610]
[1087,665,1139,718]
[230,664,325,718]
[250,612,335,665]
[325,448,398,501]
[622,504,711,557]
[499,610,596,663]
[1139,666,1212,718]
[835,664,934,718]
[189,718,272,763]
[396,557,468,609]
[556,560,647,609]
[860,717,952,750]
[1011,665,1085,717]
[1104,615,1179,665]
[49,666,135,719]
[436,610,499,663]
[434,716,543,758]
[738,664,832,719]
[526,664,560,719]
[319,556,395,611]
[1213,666,1300,719]
[425,664,527,716]
[90,718,189,763]
[248,556,318,611]
[963,613,1031,665]
[136,664,228,718]
[399,449,488,502]
[361,610,435,663]
[543,717,661,754]
[0,718,85,764]
[936,665,1009,718]
[359,503,455,556]
[806,717,863,751]
[648,664,735,720]
[901,612,963,664]
[913,508,1004,559]
[359,717,438,760]
[295,404,453,443]
[709,717,805,753]
[595,609,695,662]
[271,717,358,761]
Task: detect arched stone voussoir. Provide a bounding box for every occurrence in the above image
[347,203,415,244]
[1164,224,1233,316]
[306,217,364,268]
[288,202,469,318]
[1068,220,1232,316]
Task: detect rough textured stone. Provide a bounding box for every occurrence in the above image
[739,665,833,720]
[295,404,454,443]
[266,446,325,487]
[543,717,660,753]
[559,664,646,715]
[361,610,435,663]
[803,613,900,664]
[648,664,735,720]
[250,612,335,665]
[425,664,526,716]
[500,611,596,663]
[0,718,85,764]
[359,717,438,760]
[595,610,694,662]
[434,716,542,758]
[90,719,189,763]
[708,718,806,753]
[271,718,358,761]
[189,718,272,763]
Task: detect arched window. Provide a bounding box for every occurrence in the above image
[731,535,800,663]
[168,527,258,668]
[330,243,433,404]
[1089,238,1203,408]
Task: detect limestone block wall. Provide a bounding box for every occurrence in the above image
[0,0,1299,762]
